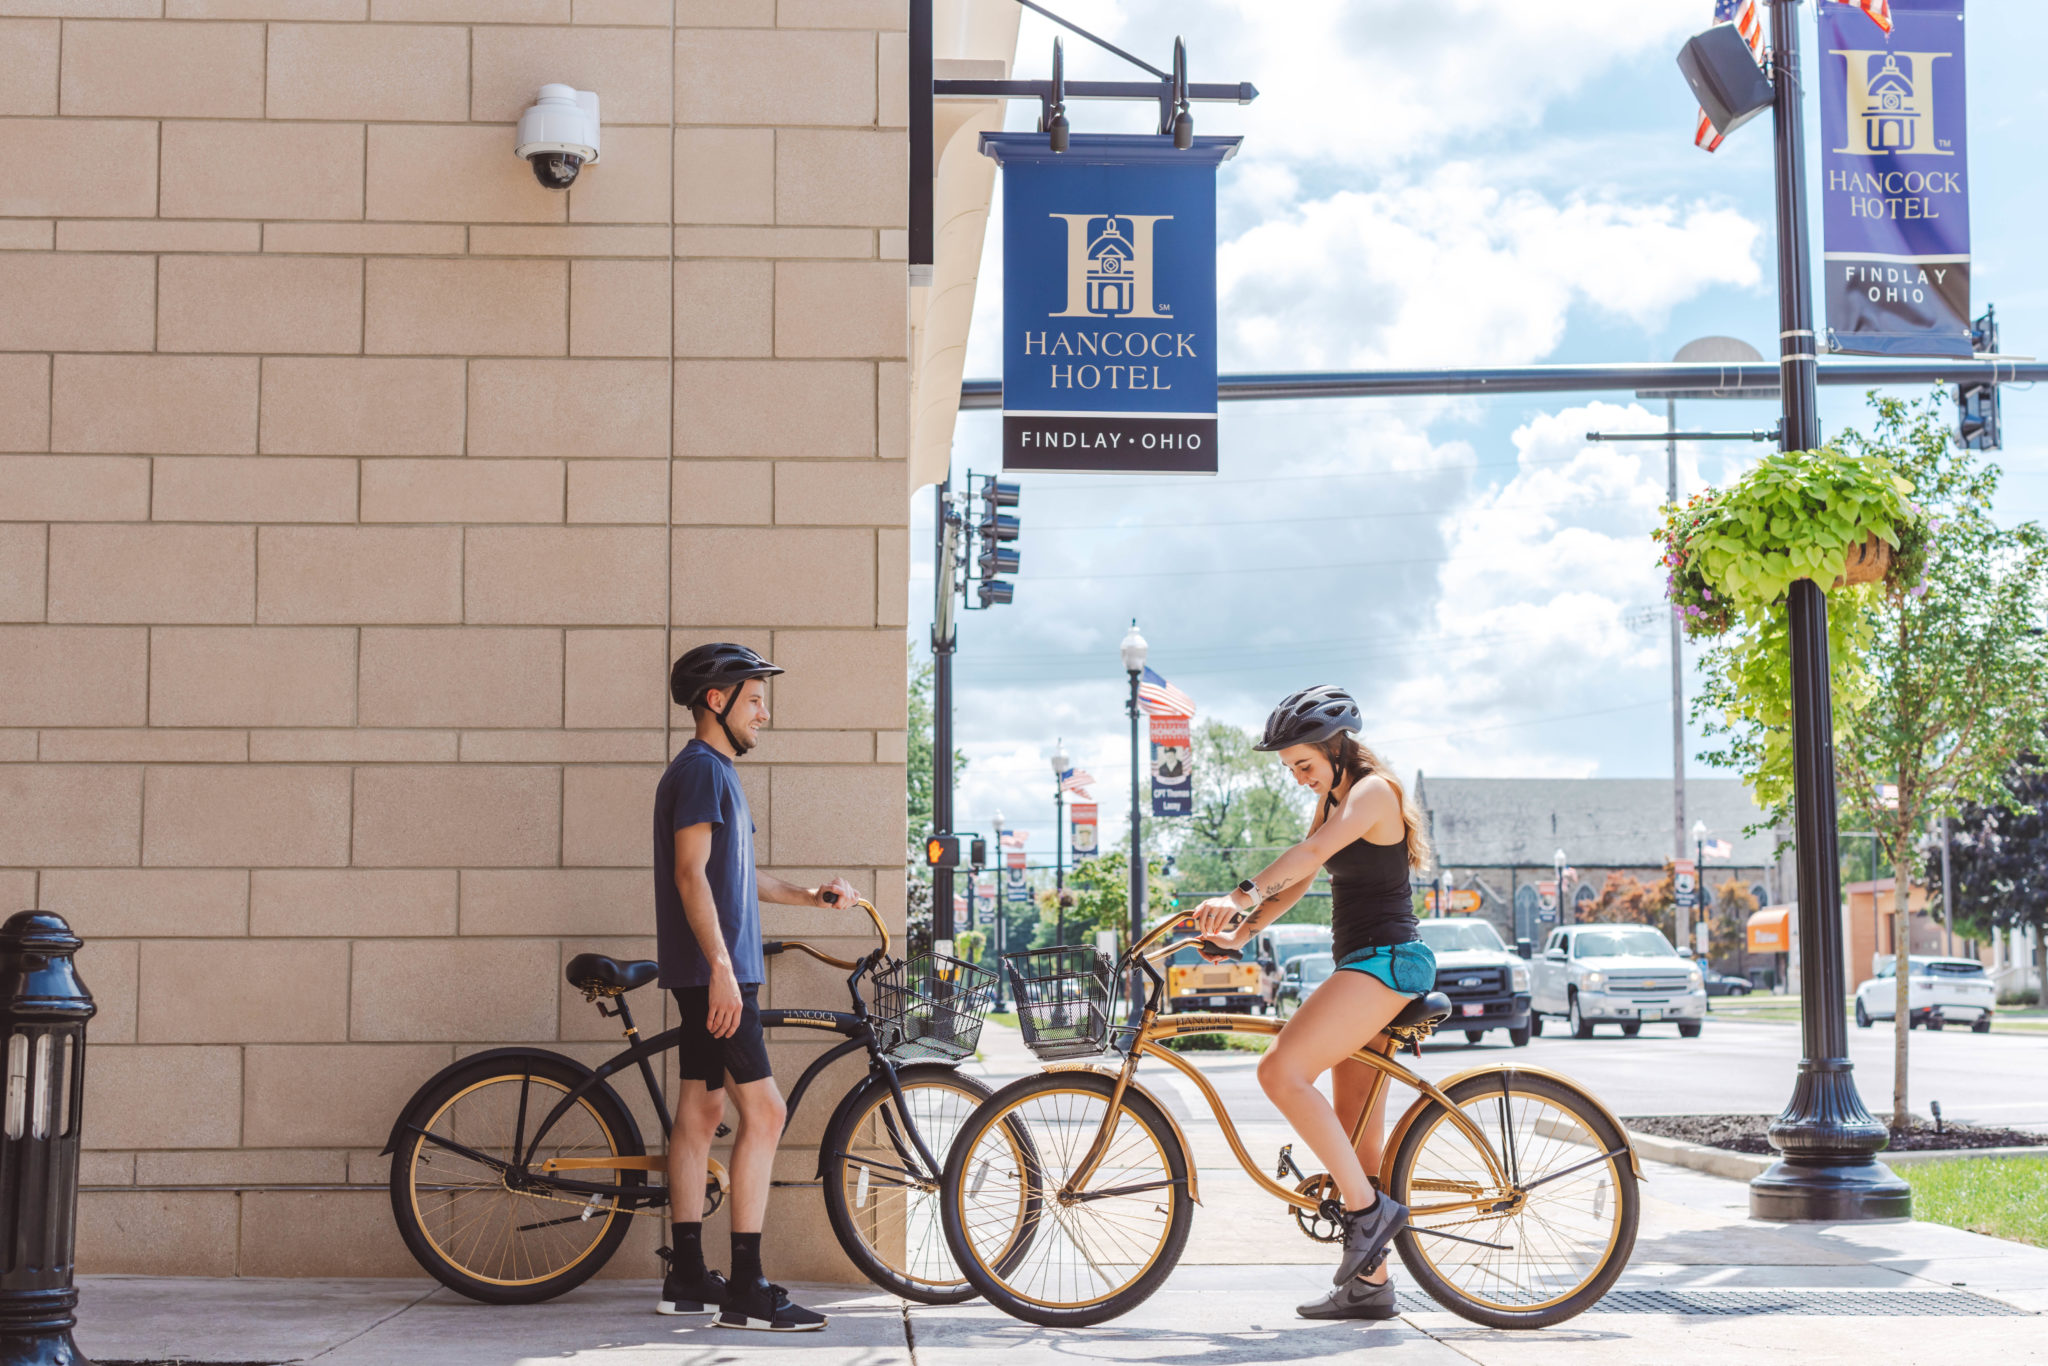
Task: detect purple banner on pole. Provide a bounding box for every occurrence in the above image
[1817,0,1971,359]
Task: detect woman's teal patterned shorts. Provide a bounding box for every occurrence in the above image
[1334,940,1437,995]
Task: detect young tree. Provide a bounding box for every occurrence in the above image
[1585,866,1677,940]
[1698,394,2048,1126]
[1156,718,1317,914]
[1708,880,1760,965]
[1929,751,2048,1005]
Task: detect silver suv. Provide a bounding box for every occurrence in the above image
[1530,924,1706,1039]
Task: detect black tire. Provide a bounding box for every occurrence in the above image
[389,1049,647,1305]
[1529,1013,1544,1038]
[1855,998,1872,1028]
[1926,1014,1944,1032]
[820,1063,994,1305]
[1508,1025,1532,1047]
[1619,1022,1641,1038]
[1730,983,1751,996]
[941,1068,1192,1328]
[1678,1021,1703,1039]
[1972,1016,1992,1034]
[1569,994,1595,1039]
[1389,1069,1639,1329]
[1465,1030,1486,1046]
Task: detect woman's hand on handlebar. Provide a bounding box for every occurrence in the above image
[1191,896,1251,951]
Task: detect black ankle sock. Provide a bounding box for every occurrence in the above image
[670,1222,704,1279]
[731,1231,763,1285]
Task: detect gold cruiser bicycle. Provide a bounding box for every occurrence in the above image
[939,910,1642,1329]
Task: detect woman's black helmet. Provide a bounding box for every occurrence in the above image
[1255,684,1362,751]
[670,643,784,754]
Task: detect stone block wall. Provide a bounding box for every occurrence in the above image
[0,0,911,1282]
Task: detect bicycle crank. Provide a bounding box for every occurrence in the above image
[1292,1174,1343,1243]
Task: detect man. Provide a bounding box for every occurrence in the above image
[655,642,860,1332]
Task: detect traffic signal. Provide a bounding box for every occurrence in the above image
[924,835,959,867]
[1957,379,2000,452]
[969,837,988,869]
[974,476,1020,608]
[976,580,1013,607]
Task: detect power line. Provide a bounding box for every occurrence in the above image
[1023,493,1647,531]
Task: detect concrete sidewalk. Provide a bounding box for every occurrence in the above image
[74,1158,2044,1365]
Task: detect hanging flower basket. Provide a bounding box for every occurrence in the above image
[1652,447,1925,640]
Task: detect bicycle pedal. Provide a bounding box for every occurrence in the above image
[1275,1143,1303,1181]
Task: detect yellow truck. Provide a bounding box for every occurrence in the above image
[1163,930,1263,1014]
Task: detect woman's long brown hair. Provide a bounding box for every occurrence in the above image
[1318,733,1434,870]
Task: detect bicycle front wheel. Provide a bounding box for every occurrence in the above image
[388,1050,647,1305]
[941,1068,1191,1328]
[820,1062,993,1304]
[1388,1069,1639,1329]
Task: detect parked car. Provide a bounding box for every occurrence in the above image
[1529,924,1707,1039]
[1252,923,1333,1013]
[1698,966,1752,997]
[1854,955,1995,1032]
[1274,952,1334,1020]
[1415,918,1532,1046]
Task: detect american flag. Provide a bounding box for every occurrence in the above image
[1058,766,1096,795]
[1695,0,1890,153]
[1000,830,1028,848]
[1137,666,1195,718]
[1701,838,1734,861]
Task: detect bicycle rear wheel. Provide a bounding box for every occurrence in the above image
[1388,1070,1638,1329]
[820,1063,993,1304]
[941,1069,1190,1328]
[388,1050,647,1305]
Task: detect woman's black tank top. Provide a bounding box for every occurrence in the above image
[1321,788,1419,963]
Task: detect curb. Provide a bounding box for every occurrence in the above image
[1625,1128,2048,1180]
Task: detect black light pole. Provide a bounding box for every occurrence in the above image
[931,480,959,948]
[1121,621,1149,1019]
[1051,739,1070,946]
[1748,0,1908,1221]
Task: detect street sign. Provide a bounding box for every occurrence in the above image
[1424,889,1484,915]
[983,133,1241,474]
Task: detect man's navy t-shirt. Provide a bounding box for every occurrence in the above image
[653,739,762,988]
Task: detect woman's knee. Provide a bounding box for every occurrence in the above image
[1257,1047,1309,1099]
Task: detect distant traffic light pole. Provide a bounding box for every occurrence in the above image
[1122,621,1149,1023]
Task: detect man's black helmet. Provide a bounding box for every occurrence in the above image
[670,642,784,709]
[1255,684,1361,751]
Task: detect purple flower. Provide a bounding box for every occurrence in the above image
[1908,583,1928,598]
[1702,589,1713,601]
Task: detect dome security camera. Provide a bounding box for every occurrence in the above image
[515,84,600,190]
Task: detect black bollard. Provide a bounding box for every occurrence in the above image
[0,912,96,1366]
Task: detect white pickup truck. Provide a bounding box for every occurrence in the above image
[1529,923,1707,1039]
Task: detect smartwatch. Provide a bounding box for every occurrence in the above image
[1235,879,1261,911]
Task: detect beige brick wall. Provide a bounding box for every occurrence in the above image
[2,0,913,1284]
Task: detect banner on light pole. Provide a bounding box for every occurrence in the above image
[1005,850,1029,903]
[1149,712,1193,817]
[1818,0,1972,358]
[1070,801,1099,859]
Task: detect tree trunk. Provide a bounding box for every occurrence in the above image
[1892,864,1913,1131]
[2036,916,2047,1011]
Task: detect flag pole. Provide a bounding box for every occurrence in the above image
[1746,0,1908,1222]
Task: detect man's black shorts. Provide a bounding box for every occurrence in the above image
[671,984,772,1091]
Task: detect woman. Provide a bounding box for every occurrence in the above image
[1192,684,1435,1321]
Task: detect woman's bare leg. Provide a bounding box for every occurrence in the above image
[1331,1047,1395,1283]
[1257,970,1408,1213]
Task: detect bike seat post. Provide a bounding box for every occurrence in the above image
[613,993,639,1039]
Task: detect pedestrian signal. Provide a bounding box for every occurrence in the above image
[924,835,960,868]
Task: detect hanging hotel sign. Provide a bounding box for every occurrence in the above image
[1149,713,1193,817]
[980,132,1241,475]
[1818,0,1972,358]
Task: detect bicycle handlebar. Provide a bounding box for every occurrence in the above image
[760,895,890,972]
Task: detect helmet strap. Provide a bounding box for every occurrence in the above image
[713,683,754,756]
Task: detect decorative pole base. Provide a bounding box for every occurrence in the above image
[1748,1063,1911,1221]
[0,1289,91,1366]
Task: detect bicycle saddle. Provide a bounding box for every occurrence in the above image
[1389,991,1452,1029]
[565,953,659,996]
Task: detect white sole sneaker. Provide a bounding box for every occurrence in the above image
[655,1300,719,1316]
[713,1313,828,1332]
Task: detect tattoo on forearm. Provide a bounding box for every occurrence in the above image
[1255,875,1296,901]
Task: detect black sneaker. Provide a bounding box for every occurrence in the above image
[1297,1275,1399,1320]
[1333,1192,1408,1285]
[657,1266,728,1316]
[714,1279,827,1332]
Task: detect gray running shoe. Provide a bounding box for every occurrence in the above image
[1333,1192,1408,1285]
[1297,1275,1398,1320]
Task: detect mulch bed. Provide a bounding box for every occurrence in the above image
[1624,1113,2046,1155]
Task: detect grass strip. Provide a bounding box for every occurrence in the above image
[1901,1156,2048,1248]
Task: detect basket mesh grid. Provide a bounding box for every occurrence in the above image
[1004,945,1116,1060]
[870,953,996,1062]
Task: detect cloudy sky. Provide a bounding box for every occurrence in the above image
[912,0,2048,864]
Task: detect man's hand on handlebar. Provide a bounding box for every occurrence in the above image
[814,877,860,910]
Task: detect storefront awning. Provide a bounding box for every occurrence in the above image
[1747,906,1792,954]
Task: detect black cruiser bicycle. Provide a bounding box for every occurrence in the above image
[382,897,1000,1305]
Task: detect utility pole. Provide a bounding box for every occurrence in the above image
[1668,396,1688,871]
[1747,0,1907,1222]
[931,480,959,950]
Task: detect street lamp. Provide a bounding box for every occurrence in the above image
[1122,620,1149,1020]
[1554,848,1569,927]
[1690,817,1710,958]
[1050,739,1070,946]
[992,808,1008,1010]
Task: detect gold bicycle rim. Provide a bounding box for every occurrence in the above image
[1399,1086,1624,1313]
[408,1075,625,1288]
[955,1082,1178,1311]
[835,1074,987,1290]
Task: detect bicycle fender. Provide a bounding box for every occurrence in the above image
[1041,1063,1201,1205]
[1381,1064,1643,1185]
[379,1046,611,1156]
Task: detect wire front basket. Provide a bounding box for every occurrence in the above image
[870,952,997,1062]
[1004,945,1116,1061]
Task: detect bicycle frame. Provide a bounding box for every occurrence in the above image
[397,900,949,1208]
[1056,911,1584,1227]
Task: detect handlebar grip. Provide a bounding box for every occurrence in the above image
[762,940,785,957]
[1197,942,1244,964]
[821,889,839,905]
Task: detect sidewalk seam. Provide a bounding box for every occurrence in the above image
[902,1302,918,1366]
[301,1283,444,1362]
